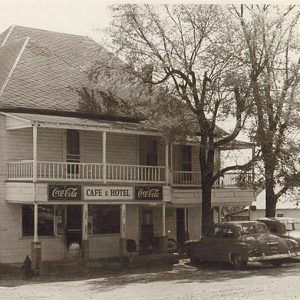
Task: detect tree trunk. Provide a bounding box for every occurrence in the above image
[202,181,213,235]
[265,159,277,217]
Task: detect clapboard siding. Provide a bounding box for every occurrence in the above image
[107,133,138,165]
[38,128,64,161]
[81,131,102,163]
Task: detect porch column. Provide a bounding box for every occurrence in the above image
[82,204,89,258]
[119,204,127,257]
[31,123,41,273]
[158,203,168,253]
[33,122,38,183]
[218,206,222,223]
[102,131,107,183]
[165,143,169,184]
[162,203,166,236]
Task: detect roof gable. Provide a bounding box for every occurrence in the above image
[0,39,86,111]
[1,25,107,69]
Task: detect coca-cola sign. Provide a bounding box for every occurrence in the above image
[48,185,81,201]
[135,186,163,201]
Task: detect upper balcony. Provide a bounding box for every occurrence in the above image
[7,160,253,188]
[3,111,255,189]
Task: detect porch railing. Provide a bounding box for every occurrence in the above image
[7,161,253,187]
[172,171,253,188]
[7,161,165,183]
[106,164,165,183]
[8,161,33,180]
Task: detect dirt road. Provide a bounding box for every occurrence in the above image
[1,259,300,300]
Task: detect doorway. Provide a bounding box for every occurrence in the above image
[176,208,187,245]
[66,205,82,248]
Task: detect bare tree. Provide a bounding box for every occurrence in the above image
[88,4,255,234]
[230,4,300,217]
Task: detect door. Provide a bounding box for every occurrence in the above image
[176,208,186,245]
[181,145,192,183]
[66,129,80,176]
[66,205,82,248]
[140,208,154,240]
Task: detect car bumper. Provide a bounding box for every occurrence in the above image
[248,251,300,262]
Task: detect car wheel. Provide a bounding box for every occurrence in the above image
[270,260,283,267]
[187,250,199,266]
[231,254,247,269]
[190,257,200,266]
[167,239,179,253]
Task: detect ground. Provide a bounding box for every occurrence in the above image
[1,259,300,300]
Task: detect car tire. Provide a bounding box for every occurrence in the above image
[167,239,179,253]
[190,257,200,266]
[231,254,247,269]
[270,260,283,267]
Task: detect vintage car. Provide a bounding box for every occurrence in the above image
[184,221,300,268]
[257,218,300,245]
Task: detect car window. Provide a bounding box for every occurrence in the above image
[212,226,234,238]
[240,223,268,235]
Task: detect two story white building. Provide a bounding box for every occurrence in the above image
[0,25,258,268]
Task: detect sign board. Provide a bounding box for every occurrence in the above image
[135,186,163,201]
[83,186,133,201]
[48,185,81,201]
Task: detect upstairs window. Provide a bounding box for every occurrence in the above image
[66,129,80,162]
[181,145,192,171]
[146,139,158,166]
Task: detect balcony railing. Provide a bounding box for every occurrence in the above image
[7,161,165,183]
[7,161,253,187]
[172,171,253,188]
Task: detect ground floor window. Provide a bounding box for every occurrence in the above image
[22,205,54,236]
[89,205,120,234]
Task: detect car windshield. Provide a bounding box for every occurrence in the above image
[239,223,269,235]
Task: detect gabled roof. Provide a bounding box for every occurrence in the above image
[0,25,129,115]
[0,25,106,68]
[0,37,86,111]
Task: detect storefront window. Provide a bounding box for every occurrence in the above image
[90,205,120,234]
[22,205,54,236]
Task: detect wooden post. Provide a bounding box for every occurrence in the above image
[162,203,166,236]
[165,143,169,184]
[120,204,127,257]
[33,122,38,183]
[31,123,41,273]
[102,131,107,183]
[33,122,39,243]
[82,204,89,258]
[34,203,38,243]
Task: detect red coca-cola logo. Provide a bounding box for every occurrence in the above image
[49,185,81,201]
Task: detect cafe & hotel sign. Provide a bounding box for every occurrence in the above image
[84,186,133,201]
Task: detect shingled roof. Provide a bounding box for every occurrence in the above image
[0,25,106,68]
[0,25,126,115]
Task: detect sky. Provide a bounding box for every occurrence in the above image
[0,0,297,42]
[0,0,113,42]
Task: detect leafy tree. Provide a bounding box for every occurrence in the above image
[83,4,258,234]
[230,5,300,217]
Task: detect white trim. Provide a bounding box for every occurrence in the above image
[0,37,29,98]
[1,25,14,46]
